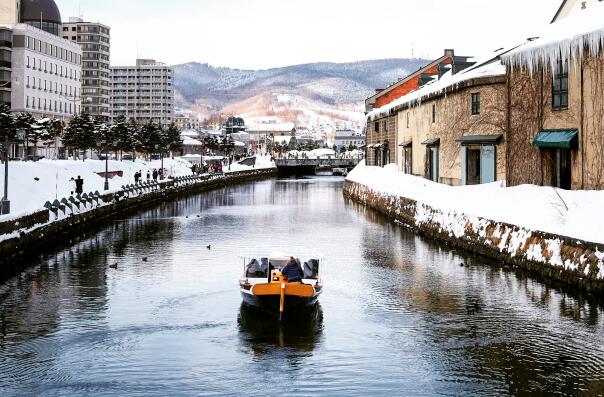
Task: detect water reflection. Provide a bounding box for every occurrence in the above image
[353,194,604,395]
[1,177,604,396]
[238,303,324,357]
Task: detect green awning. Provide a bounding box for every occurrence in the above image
[533,129,578,149]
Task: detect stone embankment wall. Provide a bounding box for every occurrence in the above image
[0,169,276,271]
[344,180,604,294]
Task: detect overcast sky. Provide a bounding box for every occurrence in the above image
[55,0,562,69]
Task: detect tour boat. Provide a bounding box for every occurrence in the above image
[239,252,323,321]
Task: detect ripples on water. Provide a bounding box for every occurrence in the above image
[0,177,604,396]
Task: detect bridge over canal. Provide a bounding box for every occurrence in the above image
[275,158,361,176]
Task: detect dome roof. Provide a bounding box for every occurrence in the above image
[20,0,62,24]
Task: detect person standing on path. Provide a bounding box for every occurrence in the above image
[69,177,76,195]
[146,171,151,181]
[75,176,84,195]
[152,169,158,181]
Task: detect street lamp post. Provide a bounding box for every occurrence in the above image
[1,129,25,215]
[104,146,110,191]
[1,134,9,215]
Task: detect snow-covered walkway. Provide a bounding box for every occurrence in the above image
[0,156,275,219]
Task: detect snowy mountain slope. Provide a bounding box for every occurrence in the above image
[173,58,429,118]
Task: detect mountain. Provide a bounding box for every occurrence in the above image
[172,58,429,126]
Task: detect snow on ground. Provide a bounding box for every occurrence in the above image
[227,155,275,172]
[347,162,604,244]
[0,158,193,219]
[0,155,276,219]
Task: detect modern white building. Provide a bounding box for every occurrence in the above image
[110,58,174,127]
[174,111,200,130]
[334,130,365,150]
[0,0,82,118]
[11,23,82,117]
[62,17,110,119]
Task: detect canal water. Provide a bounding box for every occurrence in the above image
[1,177,604,396]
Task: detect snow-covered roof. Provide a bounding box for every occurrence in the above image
[180,129,199,138]
[234,140,245,147]
[367,51,507,120]
[182,137,203,146]
[310,148,335,156]
[248,122,295,132]
[503,2,604,73]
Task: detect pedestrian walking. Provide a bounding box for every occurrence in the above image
[146,171,151,181]
[75,175,84,195]
[69,177,76,195]
[134,171,140,184]
[159,168,164,180]
[152,169,158,181]
[217,163,223,173]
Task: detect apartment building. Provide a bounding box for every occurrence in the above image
[110,58,174,127]
[62,17,110,118]
[1,0,83,118]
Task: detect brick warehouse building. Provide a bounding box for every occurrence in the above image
[365,50,473,166]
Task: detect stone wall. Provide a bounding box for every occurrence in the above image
[0,169,277,273]
[344,180,604,294]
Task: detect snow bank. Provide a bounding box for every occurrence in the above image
[347,162,604,244]
[0,158,194,218]
[227,155,276,172]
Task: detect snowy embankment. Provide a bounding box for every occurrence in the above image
[345,163,604,287]
[0,155,276,219]
[347,162,604,245]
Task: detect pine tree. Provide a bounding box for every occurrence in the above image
[165,123,183,155]
[127,118,140,161]
[112,115,133,160]
[0,104,14,162]
[14,112,35,158]
[138,121,161,158]
[0,103,14,143]
[64,112,95,160]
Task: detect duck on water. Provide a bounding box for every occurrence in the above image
[239,252,323,321]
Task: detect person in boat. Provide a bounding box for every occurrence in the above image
[281,257,305,283]
[246,259,263,277]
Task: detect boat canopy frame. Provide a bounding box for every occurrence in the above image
[241,253,322,281]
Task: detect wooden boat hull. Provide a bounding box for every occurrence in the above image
[240,281,321,316]
[241,291,320,314]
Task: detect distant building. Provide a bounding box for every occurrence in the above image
[174,111,200,130]
[110,58,174,127]
[1,0,83,119]
[224,116,246,134]
[0,0,82,159]
[334,130,365,150]
[62,17,111,119]
[0,27,12,107]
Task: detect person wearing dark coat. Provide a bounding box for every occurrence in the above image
[152,169,158,181]
[281,257,305,283]
[75,176,84,195]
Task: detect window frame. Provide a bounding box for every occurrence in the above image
[471,93,480,115]
[552,59,569,111]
